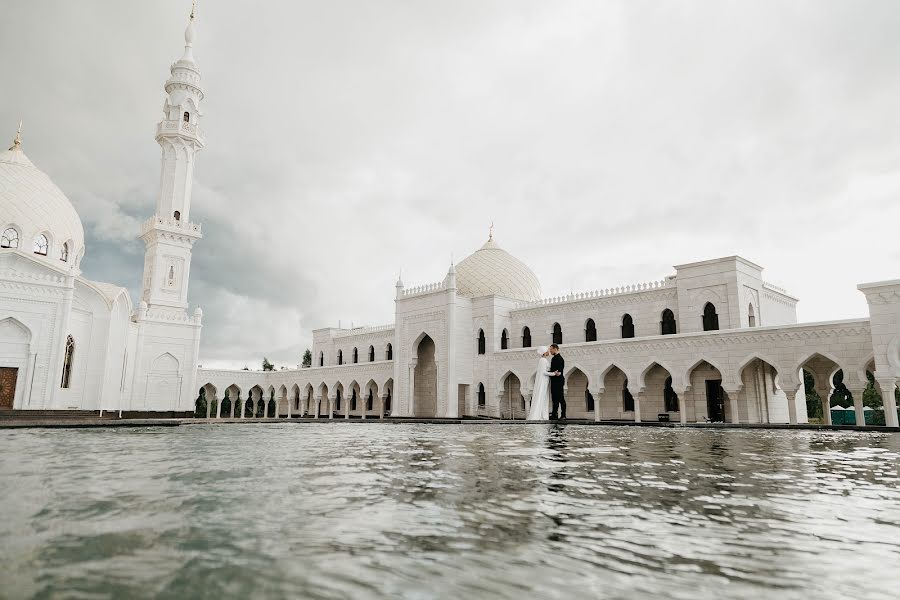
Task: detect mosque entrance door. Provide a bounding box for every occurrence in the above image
[0,367,18,409]
[706,379,725,422]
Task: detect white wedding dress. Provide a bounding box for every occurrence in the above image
[528,356,552,420]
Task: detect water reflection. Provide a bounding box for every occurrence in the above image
[1,425,899,599]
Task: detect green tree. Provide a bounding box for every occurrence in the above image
[262,357,275,371]
[803,369,822,420]
[302,349,312,368]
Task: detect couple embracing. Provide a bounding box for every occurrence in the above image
[527,344,566,421]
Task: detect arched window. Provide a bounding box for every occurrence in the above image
[352,347,358,363]
[167,265,176,287]
[368,345,375,362]
[183,111,190,123]
[660,309,676,335]
[477,329,486,355]
[337,350,343,365]
[477,383,486,407]
[522,327,532,348]
[552,323,562,345]
[748,303,756,327]
[585,318,597,342]
[702,302,719,331]
[1,227,19,248]
[319,351,324,367]
[59,242,70,262]
[33,234,49,256]
[173,210,181,221]
[60,335,75,389]
[664,376,679,412]
[386,343,393,360]
[500,329,508,350]
[621,314,635,339]
[622,377,634,412]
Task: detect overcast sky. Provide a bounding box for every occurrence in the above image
[2,1,899,369]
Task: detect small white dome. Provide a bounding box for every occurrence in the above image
[455,238,542,301]
[0,145,85,265]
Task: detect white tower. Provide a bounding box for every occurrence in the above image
[139,4,204,313]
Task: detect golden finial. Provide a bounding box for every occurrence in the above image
[8,120,22,151]
[190,0,197,20]
[489,221,494,241]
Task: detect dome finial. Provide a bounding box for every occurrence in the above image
[8,120,22,151]
[489,220,494,241]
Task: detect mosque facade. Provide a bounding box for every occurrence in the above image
[197,247,900,428]
[2,10,899,427]
[0,13,204,413]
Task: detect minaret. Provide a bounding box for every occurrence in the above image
[139,3,204,312]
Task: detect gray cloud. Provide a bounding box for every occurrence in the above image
[2,0,898,368]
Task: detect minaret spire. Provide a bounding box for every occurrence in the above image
[182,1,198,63]
[138,3,205,312]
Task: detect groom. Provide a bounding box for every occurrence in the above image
[548,344,566,421]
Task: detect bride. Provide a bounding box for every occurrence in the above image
[527,346,553,420]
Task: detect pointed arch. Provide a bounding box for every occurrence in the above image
[564,363,594,392]
[477,329,486,355]
[368,345,375,362]
[150,352,179,373]
[522,326,532,348]
[584,318,597,342]
[735,352,784,389]
[621,314,635,339]
[385,343,393,361]
[682,356,727,390]
[552,322,562,345]
[1,226,21,249]
[598,362,633,392]
[702,302,719,331]
[637,360,677,392]
[660,308,677,335]
[500,329,509,350]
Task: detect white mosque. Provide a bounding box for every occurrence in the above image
[0,11,204,414]
[1,10,899,427]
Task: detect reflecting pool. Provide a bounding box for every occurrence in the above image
[1,424,899,599]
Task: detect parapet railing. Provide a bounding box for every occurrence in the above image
[762,282,788,295]
[515,278,675,309]
[332,323,395,338]
[140,216,202,236]
[401,280,447,297]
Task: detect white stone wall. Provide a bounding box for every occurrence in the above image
[511,286,680,347]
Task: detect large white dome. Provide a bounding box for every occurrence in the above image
[0,142,85,266]
[455,237,542,302]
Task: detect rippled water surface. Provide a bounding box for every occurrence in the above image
[2,424,900,599]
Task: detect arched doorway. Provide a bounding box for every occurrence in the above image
[500,373,523,419]
[414,334,437,417]
[565,368,589,418]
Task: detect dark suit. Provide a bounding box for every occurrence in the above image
[549,353,565,419]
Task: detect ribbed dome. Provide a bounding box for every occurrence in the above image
[0,144,85,266]
[455,238,542,301]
